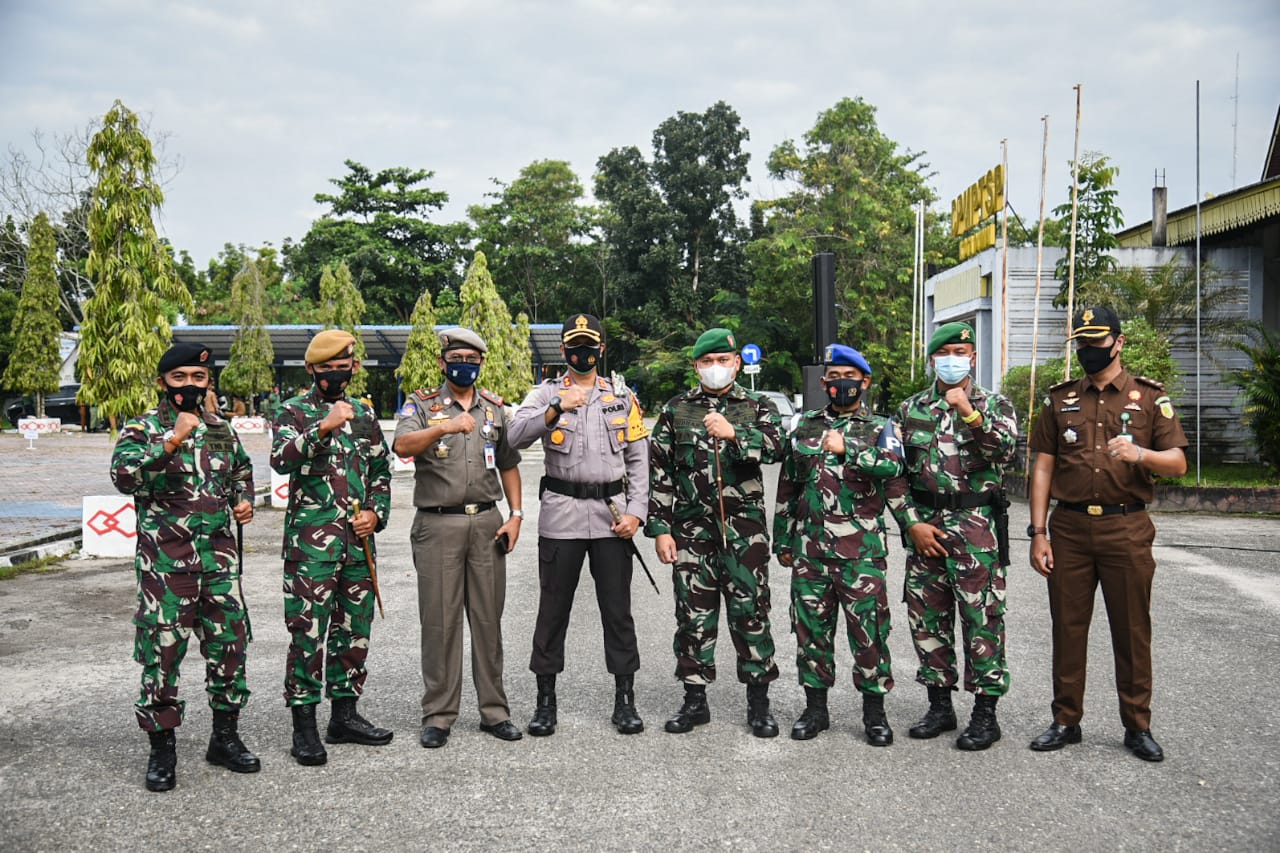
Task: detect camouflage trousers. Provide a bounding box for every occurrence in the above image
[132,563,251,732]
[671,529,779,686]
[791,556,893,694]
[903,548,1008,695]
[283,559,374,706]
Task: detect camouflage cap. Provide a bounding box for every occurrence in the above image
[823,343,872,375]
[439,326,487,354]
[304,329,356,365]
[927,321,975,354]
[158,342,212,375]
[692,328,737,359]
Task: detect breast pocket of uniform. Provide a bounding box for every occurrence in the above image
[545,420,576,458]
[674,427,704,468]
[904,429,933,469]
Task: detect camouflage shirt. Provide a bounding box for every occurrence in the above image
[270,388,392,563]
[645,382,784,540]
[774,407,906,562]
[886,380,1018,545]
[110,400,253,573]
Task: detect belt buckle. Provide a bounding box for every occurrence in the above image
[464,503,480,515]
[1086,504,1103,516]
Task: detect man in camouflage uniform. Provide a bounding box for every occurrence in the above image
[887,321,1018,751]
[110,341,259,792]
[646,327,784,738]
[270,330,394,766]
[508,313,650,737]
[775,344,906,745]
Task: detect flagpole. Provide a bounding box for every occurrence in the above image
[1000,139,1010,382]
[1195,80,1202,484]
[1064,84,1082,381]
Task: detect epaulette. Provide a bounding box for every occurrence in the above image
[479,388,504,406]
[1135,376,1166,391]
[1048,378,1076,392]
[414,388,440,401]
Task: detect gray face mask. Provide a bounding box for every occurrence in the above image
[697,364,736,391]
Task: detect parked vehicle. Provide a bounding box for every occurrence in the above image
[758,390,801,434]
[4,383,82,426]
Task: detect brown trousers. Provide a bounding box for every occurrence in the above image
[411,508,510,729]
[1046,508,1157,731]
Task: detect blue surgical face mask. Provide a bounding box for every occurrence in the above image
[934,354,972,385]
[445,361,480,388]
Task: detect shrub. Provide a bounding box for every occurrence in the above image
[1226,323,1280,475]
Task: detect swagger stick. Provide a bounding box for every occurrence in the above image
[351,499,385,619]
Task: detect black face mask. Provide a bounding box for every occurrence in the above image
[1076,344,1117,377]
[313,368,352,400]
[565,345,601,374]
[826,378,863,409]
[164,383,204,413]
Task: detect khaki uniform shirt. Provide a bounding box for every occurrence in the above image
[394,383,520,508]
[1029,368,1188,505]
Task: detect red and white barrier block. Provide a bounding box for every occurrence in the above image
[231,416,267,434]
[82,496,137,558]
[18,417,61,434]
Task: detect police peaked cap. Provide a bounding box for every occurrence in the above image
[304,329,356,365]
[158,342,212,374]
[439,327,487,354]
[692,328,737,359]
[562,313,604,344]
[927,322,976,355]
[824,343,872,375]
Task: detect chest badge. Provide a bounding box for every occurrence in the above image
[1063,428,1078,444]
[434,441,451,459]
[550,429,565,445]
[1128,390,1142,402]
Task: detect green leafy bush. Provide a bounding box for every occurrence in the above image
[1226,323,1280,475]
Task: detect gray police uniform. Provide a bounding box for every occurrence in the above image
[508,375,650,675]
[395,382,520,730]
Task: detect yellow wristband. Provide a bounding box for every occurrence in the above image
[961,410,982,425]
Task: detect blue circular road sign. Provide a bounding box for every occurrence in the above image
[741,343,762,365]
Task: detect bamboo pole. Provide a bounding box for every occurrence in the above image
[1000,139,1010,380]
[1064,84,1082,381]
[1027,115,1049,478]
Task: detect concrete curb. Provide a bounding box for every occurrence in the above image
[0,536,80,568]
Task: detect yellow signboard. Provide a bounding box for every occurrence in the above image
[951,164,1004,260]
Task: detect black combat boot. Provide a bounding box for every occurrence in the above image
[790,686,830,740]
[862,693,893,747]
[206,709,261,773]
[908,685,958,739]
[664,683,710,733]
[290,704,328,766]
[611,674,644,735]
[527,674,558,737]
[326,696,393,746]
[956,694,1001,750]
[746,683,779,738]
[145,729,176,792]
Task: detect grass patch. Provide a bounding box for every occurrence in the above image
[0,552,71,581]
[1162,463,1280,488]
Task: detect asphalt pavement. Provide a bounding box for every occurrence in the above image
[0,430,1277,851]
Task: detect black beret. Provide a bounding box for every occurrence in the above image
[158,342,212,375]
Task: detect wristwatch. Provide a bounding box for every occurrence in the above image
[510,509,525,519]
[1026,525,1047,537]
[548,397,564,414]
[162,429,180,453]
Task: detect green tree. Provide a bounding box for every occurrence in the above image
[317,261,369,396]
[1076,260,1243,345]
[284,160,470,324]
[458,251,531,403]
[1227,323,1280,475]
[0,216,28,390]
[78,100,190,434]
[469,159,595,323]
[218,261,275,411]
[1,212,62,416]
[746,96,936,402]
[194,243,315,325]
[1051,152,1122,307]
[396,286,442,393]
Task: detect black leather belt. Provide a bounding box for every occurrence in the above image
[911,489,996,510]
[420,501,497,515]
[1058,501,1146,516]
[540,476,625,500]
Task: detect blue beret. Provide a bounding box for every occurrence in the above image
[823,343,872,376]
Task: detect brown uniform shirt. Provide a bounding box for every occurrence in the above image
[1029,367,1188,505]
[394,383,521,508]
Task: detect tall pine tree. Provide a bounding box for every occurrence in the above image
[317,261,369,396]
[219,260,275,412]
[78,100,190,434]
[2,212,62,418]
[459,251,531,403]
[396,287,441,393]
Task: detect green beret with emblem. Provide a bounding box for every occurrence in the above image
[927,321,975,355]
[692,328,738,359]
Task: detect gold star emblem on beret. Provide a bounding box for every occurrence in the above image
[960,328,971,341]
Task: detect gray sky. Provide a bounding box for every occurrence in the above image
[2,0,1277,268]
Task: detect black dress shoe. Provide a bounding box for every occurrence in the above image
[419,726,450,748]
[1030,722,1082,752]
[480,719,524,741]
[1123,728,1164,762]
